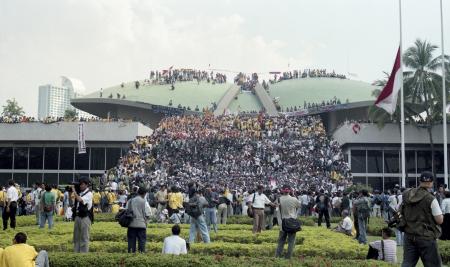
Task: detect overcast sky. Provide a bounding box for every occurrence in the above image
[0,0,449,117]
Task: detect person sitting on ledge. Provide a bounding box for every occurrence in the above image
[1,232,49,267]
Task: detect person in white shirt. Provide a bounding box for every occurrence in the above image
[72,177,93,253]
[369,227,397,263]
[440,191,450,240]
[32,183,43,226]
[249,185,276,234]
[3,180,19,230]
[162,224,188,255]
[334,210,353,236]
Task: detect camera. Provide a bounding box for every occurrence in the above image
[71,182,81,194]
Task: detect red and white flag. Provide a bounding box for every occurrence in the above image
[375,47,403,115]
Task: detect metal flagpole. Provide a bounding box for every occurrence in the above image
[399,0,406,187]
[440,0,448,186]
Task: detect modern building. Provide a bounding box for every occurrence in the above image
[71,77,378,128]
[0,121,152,187]
[69,74,448,190]
[38,76,93,119]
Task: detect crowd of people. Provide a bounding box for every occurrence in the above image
[0,115,112,124]
[270,69,347,84]
[234,72,259,92]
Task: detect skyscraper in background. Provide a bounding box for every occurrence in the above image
[38,76,92,119]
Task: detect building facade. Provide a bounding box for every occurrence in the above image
[0,121,152,187]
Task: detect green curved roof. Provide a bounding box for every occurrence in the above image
[268,78,378,109]
[84,81,231,110]
[228,91,263,112]
[83,78,378,112]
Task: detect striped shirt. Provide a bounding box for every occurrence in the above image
[369,239,397,263]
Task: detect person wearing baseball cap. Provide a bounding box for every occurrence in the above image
[401,171,443,266]
[275,184,300,259]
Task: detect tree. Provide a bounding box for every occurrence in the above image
[403,39,450,183]
[1,98,25,117]
[64,109,78,119]
[370,39,450,186]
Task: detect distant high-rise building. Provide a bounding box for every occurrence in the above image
[38,76,93,119]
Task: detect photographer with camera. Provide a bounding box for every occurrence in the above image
[71,177,93,253]
[400,171,443,267]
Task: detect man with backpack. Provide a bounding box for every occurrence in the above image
[401,171,443,267]
[315,189,331,228]
[39,184,55,229]
[353,189,371,244]
[126,187,151,253]
[372,190,382,218]
[72,177,93,253]
[187,188,210,243]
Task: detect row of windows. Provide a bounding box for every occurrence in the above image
[0,172,104,188]
[350,149,443,174]
[353,176,446,192]
[0,147,125,171]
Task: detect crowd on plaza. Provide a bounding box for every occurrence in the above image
[0,113,448,265]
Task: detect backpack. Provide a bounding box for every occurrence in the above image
[374,196,382,206]
[318,195,327,210]
[357,197,371,218]
[43,192,54,212]
[185,196,202,219]
[115,198,134,227]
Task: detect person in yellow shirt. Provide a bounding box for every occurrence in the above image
[167,186,183,217]
[1,232,49,267]
[107,190,116,212]
[92,190,101,213]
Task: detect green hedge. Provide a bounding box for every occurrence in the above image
[48,252,394,267]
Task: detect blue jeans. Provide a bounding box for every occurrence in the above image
[189,215,210,243]
[357,216,368,244]
[204,208,217,232]
[396,229,404,246]
[40,211,54,229]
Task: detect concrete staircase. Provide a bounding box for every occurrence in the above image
[254,84,278,116]
[214,84,240,116]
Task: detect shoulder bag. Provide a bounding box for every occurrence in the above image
[279,197,302,233]
[247,193,256,218]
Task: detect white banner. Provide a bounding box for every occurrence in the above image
[78,122,86,154]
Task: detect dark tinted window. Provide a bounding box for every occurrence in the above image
[90,148,105,170]
[368,177,382,191]
[60,147,74,170]
[44,147,59,170]
[0,173,12,183]
[29,173,43,184]
[351,150,366,173]
[367,150,382,173]
[417,151,432,173]
[352,176,366,186]
[59,173,74,185]
[29,147,44,170]
[0,147,13,169]
[13,173,27,187]
[407,176,417,188]
[384,150,399,173]
[75,148,90,170]
[406,150,416,174]
[384,177,400,191]
[43,173,58,185]
[434,151,444,174]
[14,147,28,169]
[106,148,121,169]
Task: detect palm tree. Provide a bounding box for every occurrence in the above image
[403,39,450,182]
